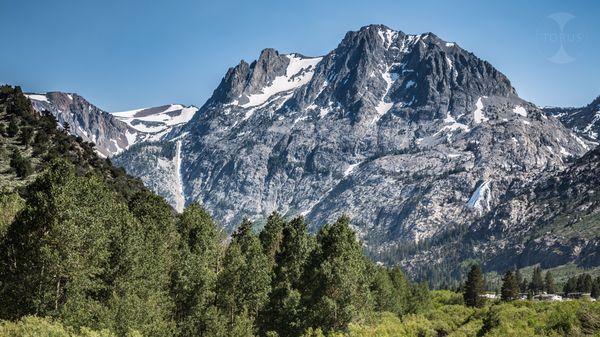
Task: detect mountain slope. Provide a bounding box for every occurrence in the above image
[398,144,600,281]
[544,96,600,142]
[26,92,198,157]
[117,23,588,262]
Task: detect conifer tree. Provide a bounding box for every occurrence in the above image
[515,268,523,292]
[591,277,600,299]
[305,216,372,332]
[6,117,18,137]
[217,220,270,333]
[544,271,556,294]
[577,274,593,293]
[261,216,313,336]
[564,277,577,295]
[0,161,132,331]
[529,266,544,294]
[259,211,285,270]
[463,265,484,307]
[171,203,223,337]
[500,270,519,301]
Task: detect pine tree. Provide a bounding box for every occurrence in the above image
[564,277,577,295]
[6,117,19,137]
[19,126,34,146]
[305,216,372,332]
[9,150,32,178]
[217,220,270,333]
[110,189,179,336]
[463,265,484,307]
[0,161,125,329]
[544,271,557,294]
[515,268,523,292]
[591,277,600,299]
[576,274,593,293]
[171,203,223,337]
[529,266,544,294]
[261,216,313,336]
[259,211,285,270]
[500,270,519,301]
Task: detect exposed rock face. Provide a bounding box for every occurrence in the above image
[401,145,600,280]
[26,92,198,157]
[545,96,600,142]
[118,24,587,252]
[26,92,131,157]
[111,140,185,211]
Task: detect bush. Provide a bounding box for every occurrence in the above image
[9,150,33,178]
[6,117,18,137]
[19,126,34,146]
[0,316,118,337]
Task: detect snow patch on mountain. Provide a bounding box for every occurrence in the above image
[25,94,49,103]
[112,104,198,134]
[513,106,528,117]
[467,180,492,213]
[472,97,488,124]
[241,54,322,108]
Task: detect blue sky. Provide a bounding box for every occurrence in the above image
[1,0,599,111]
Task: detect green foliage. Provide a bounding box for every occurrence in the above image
[545,271,557,294]
[9,149,33,178]
[0,316,121,337]
[564,273,596,295]
[171,203,223,337]
[304,216,373,332]
[217,219,271,334]
[500,270,519,301]
[529,266,544,294]
[261,216,314,336]
[325,300,600,337]
[0,190,24,239]
[19,125,34,146]
[6,116,19,137]
[259,211,285,269]
[463,265,484,307]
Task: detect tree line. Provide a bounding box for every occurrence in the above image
[463,265,600,306]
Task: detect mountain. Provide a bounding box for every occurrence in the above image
[115,24,592,276]
[25,92,198,157]
[544,96,600,142]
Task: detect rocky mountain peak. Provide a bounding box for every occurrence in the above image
[287,24,520,126]
[210,48,293,106]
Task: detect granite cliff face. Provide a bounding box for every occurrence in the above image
[117,25,589,257]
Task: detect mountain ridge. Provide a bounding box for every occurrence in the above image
[26,92,198,157]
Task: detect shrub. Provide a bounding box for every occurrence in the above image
[9,150,33,178]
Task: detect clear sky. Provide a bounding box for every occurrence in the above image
[1,0,599,111]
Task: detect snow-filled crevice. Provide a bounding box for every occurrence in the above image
[173,140,185,213]
[467,180,492,213]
